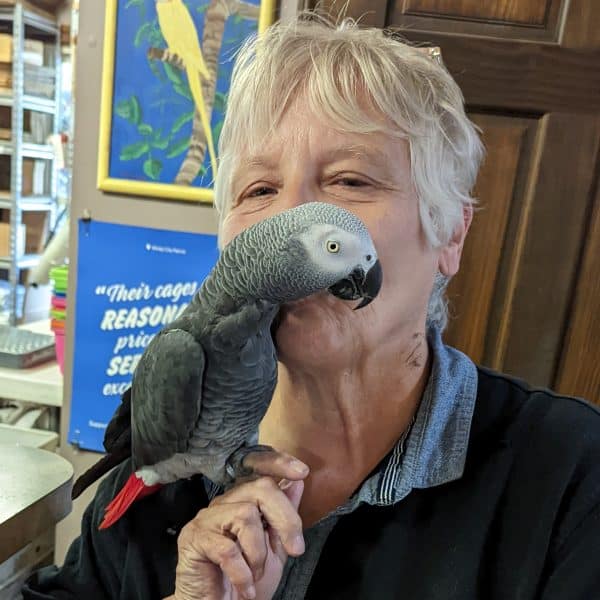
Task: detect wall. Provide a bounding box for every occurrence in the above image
[56,0,304,566]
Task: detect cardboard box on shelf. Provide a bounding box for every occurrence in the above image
[0,34,11,64]
[0,221,26,256]
[22,210,47,253]
[23,40,44,67]
[0,104,9,140]
[0,157,47,196]
[0,63,11,88]
[22,158,34,195]
[0,34,45,66]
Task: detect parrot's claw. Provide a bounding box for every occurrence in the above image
[224,444,276,484]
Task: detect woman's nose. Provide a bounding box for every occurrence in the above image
[277,180,320,210]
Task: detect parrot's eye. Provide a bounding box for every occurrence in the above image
[327,240,340,253]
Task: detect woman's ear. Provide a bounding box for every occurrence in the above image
[438,206,473,277]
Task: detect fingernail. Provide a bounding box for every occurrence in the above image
[244,584,256,599]
[292,534,305,554]
[279,478,293,490]
[290,460,309,475]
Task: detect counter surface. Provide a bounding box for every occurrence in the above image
[0,444,73,562]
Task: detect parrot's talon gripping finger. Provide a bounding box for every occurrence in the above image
[224,444,310,490]
[225,444,277,483]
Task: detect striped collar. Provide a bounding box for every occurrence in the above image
[351,326,478,510]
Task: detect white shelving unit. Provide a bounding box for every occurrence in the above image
[0,0,60,325]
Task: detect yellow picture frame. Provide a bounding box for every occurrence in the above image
[97,0,275,203]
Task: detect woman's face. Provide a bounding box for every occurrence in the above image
[220,102,468,369]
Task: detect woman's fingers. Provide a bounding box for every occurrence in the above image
[268,479,305,560]
[220,502,269,581]
[212,476,305,557]
[242,448,309,481]
[198,531,257,599]
[178,509,263,599]
[174,467,307,600]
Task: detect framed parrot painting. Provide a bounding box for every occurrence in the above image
[97,0,275,203]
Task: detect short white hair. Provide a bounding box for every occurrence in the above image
[214,14,484,330]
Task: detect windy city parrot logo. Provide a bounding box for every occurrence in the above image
[155,0,218,177]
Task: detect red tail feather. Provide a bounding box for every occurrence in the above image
[99,473,162,530]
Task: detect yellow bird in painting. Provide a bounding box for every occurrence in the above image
[156,0,218,178]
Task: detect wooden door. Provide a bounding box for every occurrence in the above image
[311,0,600,403]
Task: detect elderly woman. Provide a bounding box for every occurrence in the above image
[24,15,599,600]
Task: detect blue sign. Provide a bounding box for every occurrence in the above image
[69,219,219,452]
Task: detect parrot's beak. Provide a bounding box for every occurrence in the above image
[328,259,383,309]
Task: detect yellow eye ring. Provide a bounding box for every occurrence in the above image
[327,240,340,253]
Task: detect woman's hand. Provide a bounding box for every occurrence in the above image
[171,450,309,600]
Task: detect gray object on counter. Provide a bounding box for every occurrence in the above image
[0,326,56,369]
[0,444,73,563]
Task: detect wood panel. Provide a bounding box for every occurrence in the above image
[316,0,387,28]
[445,115,533,363]
[402,0,551,25]
[555,176,600,403]
[390,0,566,41]
[396,32,600,115]
[495,114,600,387]
[562,0,600,48]
[315,3,600,113]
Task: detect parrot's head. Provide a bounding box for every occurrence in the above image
[250,202,383,310]
[291,220,382,309]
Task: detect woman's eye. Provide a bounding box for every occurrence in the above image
[334,177,368,188]
[247,186,275,197]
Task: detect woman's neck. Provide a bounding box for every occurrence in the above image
[259,331,431,527]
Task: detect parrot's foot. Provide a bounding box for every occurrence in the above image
[225,444,276,484]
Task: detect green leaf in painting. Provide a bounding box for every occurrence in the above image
[232,14,244,25]
[120,141,150,161]
[125,0,144,8]
[163,62,183,85]
[115,99,131,120]
[166,136,190,159]
[172,111,194,134]
[148,57,167,83]
[174,83,192,101]
[197,164,207,176]
[130,96,142,125]
[149,22,164,46]
[213,91,227,113]
[143,158,162,180]
[138,123,153,136]
[152,136,170,150]
[212,120,224,142]
[134,22,152,47]
[196,3,208,13]
[116,97,142,124]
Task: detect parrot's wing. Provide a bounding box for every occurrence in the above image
[131,328,205,469]
[103,386,132,453]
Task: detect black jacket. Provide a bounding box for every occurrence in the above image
[23,367,600,599]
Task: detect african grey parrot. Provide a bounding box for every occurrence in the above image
[71,202,382,529]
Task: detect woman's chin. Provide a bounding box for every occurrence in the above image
[274,294,356,365]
